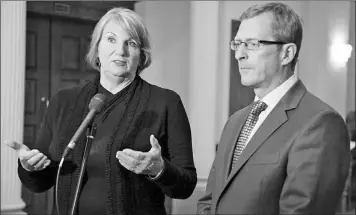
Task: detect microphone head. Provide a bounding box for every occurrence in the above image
[89,93,107,113]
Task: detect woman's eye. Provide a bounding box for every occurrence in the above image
[127,41,138,48]
[107,37,116,43]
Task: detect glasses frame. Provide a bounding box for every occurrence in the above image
[230,39,287,51]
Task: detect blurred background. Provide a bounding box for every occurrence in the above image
[1,1,355,214]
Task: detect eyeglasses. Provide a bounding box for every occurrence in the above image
[230,39,286,51]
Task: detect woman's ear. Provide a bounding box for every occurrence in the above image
[96,57,101,68]
[281,43,297,66]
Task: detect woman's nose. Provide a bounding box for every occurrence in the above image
[114,42,127,56]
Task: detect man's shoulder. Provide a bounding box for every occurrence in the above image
[300,91,341,116]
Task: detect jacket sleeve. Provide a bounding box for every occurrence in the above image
[196,159,216,214]
[279,110,351,214]
[148,95,197,199]
[18,93,60,193]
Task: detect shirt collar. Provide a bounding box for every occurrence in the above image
[254,73,298,109]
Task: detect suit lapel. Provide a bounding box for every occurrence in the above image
[224,107,251,180]
[215,80,307,208]
[213,105,251,209]
[226,106,287,182]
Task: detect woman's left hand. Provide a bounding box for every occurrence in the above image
[116,134,164,176]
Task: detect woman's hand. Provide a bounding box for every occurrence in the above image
[5,140,51,172]
[116,134,164,176]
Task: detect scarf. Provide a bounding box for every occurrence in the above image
[55,74,151,215]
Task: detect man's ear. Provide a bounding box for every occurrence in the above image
[281,43,297,66]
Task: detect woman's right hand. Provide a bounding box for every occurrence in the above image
[5,140,51,172]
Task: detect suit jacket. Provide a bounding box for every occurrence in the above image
[197,80,350,214]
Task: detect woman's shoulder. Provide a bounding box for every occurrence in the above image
[143,79,182,104]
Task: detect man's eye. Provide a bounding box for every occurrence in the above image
[248,42,259,48]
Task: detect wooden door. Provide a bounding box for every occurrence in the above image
[24,14,52,215]
[229,20,254,116]
[50,16,97,96]
[24,14,97,215]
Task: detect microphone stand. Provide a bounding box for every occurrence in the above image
[69,124,97,215]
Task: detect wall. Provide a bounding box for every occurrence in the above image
[299,1,351,119]
[135,1,220,214]
[346,1,355,114]
[135,1,191,110]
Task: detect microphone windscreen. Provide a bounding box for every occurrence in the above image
[88,93,107,113]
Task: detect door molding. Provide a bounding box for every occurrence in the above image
[26,1,135,22]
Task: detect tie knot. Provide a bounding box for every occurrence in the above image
[250,100,268,116]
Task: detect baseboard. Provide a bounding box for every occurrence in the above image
[1,202,27,215]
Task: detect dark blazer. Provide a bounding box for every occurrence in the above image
[18,75,197,215]
[197,80,350,214]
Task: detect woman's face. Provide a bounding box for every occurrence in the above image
[97,20,141,80]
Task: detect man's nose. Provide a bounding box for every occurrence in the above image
[234,45,248,60]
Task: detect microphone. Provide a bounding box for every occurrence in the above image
[60,93,107,162]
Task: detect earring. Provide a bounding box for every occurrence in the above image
[96,58,101,68]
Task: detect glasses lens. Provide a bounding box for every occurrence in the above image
[246,40,259,50]
[231,41,241,50]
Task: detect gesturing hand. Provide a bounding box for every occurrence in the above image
[116,134,164,176]
[5,140,51,172]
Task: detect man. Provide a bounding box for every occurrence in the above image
[197,2,350,214]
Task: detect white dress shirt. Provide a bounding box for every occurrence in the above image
[246,74,299,144]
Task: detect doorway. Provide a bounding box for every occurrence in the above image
[24,12,97,215]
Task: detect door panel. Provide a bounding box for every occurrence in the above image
[24,14,52,215]
[51,17,97,96]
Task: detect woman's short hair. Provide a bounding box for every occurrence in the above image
[86,7,152,75]
[240,2,303,71]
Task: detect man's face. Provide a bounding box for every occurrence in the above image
[234,12,283,90]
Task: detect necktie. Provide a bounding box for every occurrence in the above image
[230,100,268,171]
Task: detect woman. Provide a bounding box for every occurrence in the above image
[7,7,197,215]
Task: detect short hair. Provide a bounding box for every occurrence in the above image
[239,2,303,71]
[86,7,152,75]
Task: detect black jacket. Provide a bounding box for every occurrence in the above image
[18,75,197,215]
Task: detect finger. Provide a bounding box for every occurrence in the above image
[121,149,145,160]
[34,155,48,170]
[42,160,51,169]
[149,135,161,152]
[116,151,138,166]
[4,140,29,151]
[20,149,40,161]
[26,153,45,167]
